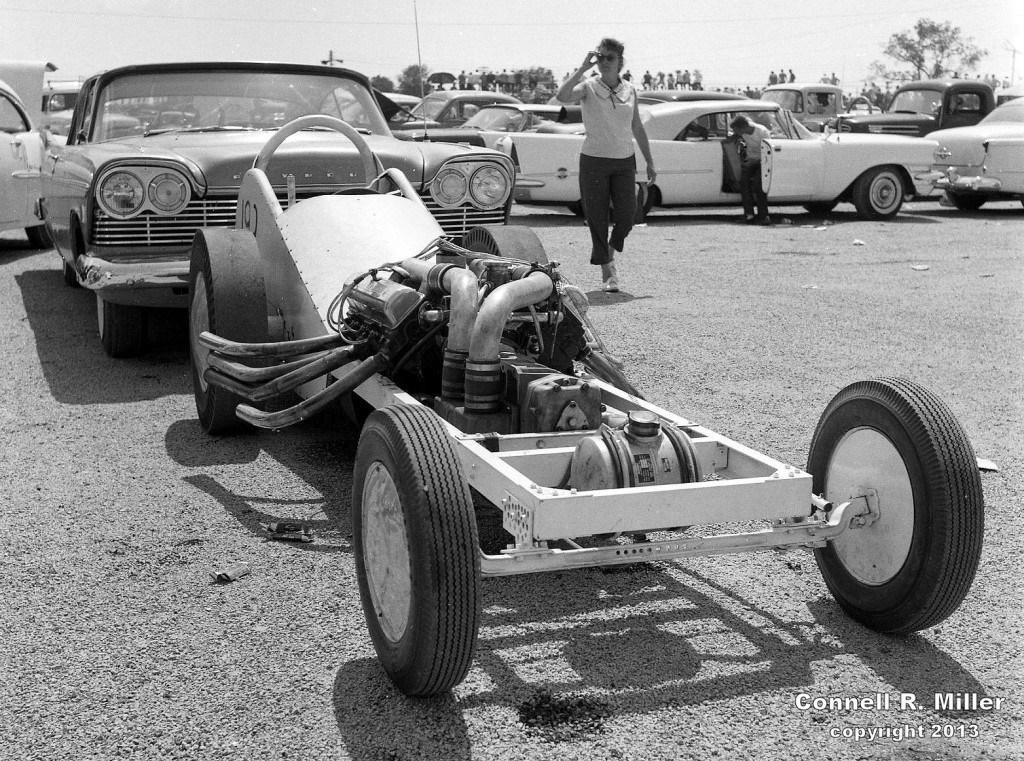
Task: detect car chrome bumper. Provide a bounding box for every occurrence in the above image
[933,175,1002,192]
[81,254,189,292]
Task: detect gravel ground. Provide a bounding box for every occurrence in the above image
[1,200,1021,761]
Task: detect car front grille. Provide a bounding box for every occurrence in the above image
[93,198,238,247]
[417,193,508,239]
[93,193,503,247]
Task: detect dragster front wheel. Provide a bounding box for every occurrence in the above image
[353,404,481,697]
[189,229,268,435]
[807,377,984,633]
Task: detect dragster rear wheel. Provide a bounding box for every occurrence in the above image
[807,377,984,633]
[189,229,268,435]
[353,405,481,697]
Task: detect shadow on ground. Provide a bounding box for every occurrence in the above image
[332,553,986,757]
[0,235,52,264]
[166,408,360,550]
[16,268,190,404]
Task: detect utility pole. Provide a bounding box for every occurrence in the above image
[1006,41,1020,84]
[321,50,343,67]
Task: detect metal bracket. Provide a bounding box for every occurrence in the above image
[850,488,879,528]
[501,493,541,550]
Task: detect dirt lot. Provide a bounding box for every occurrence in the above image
[1,200,1021,760]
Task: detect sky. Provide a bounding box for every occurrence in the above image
[2,0,1022,92]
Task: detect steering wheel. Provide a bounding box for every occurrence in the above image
[253,115,379,185]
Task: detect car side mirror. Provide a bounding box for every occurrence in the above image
[39,127,51,150]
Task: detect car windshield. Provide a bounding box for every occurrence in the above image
[762,90,803,113]
[90,69,389,141]
[980,101,1024,124]
[461,108,525,131]
[735,109,790,139]
[411,96,447,120]
[888,88,942,115]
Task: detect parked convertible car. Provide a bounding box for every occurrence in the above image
[39,62,515,357]
[389,90,521,132]
[394,103,568,147]
[930,98,1024,210]
[0,76,50,247]
[500,100,938,219]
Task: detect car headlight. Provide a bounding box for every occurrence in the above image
[431,167,469,207]
[148,172,191,213]
[469,165,510,209]
[98,170,145,217]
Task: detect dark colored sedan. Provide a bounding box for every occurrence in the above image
[389,90,522,131]
[393,103,577,147]
[40,62,515,357]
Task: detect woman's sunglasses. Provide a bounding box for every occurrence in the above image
[595,54,618,62]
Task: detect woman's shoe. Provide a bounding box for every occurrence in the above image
[602,261,619,292]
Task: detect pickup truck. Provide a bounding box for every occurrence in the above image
[833,79,995,137]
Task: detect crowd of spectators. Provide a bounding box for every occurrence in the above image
[407,66,1015,109]
[636,69,705,90]
[439,67,721,104]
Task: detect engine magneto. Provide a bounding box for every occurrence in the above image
[570,411,697,490]
[345,274,423,330]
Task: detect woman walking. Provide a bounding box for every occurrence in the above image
[557,38,656,292]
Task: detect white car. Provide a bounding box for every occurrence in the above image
[930,98,1024,210]
[0,77,50,246]
[500,100,939,220]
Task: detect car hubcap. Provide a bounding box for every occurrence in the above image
[190,272,211,393]
[826,427,914,585]
[362,462,412,642]
[871,174,900,213]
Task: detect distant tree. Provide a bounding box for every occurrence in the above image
[870,18,987,82]
[397,64,430,97]
[370,75,395,92]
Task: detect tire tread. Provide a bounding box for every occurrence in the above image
[357,405,480,696]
